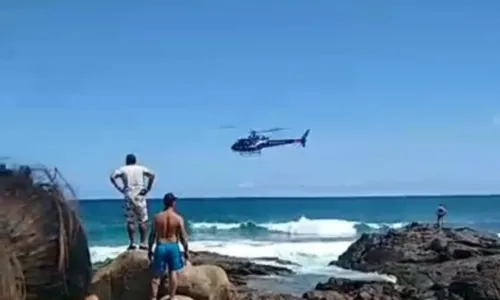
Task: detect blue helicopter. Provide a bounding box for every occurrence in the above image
[227,127,310,156]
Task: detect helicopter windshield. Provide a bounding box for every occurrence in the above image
[236,138,250,146]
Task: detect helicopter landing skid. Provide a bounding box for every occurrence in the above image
[239,151,261,156]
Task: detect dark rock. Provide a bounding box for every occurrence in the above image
[189,250,293,286]
[303,277,412,300]
[328,222,500,299]
[254,257,301,266]
[448,257,500,300]
[238,291,302,300]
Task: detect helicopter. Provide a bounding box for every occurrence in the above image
[228,127,310,155]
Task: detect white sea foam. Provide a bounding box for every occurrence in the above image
[90,238,396,282]
[90,216,404,281]
[90,239,351,272]
[192,216,406,239]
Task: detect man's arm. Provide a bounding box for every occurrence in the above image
[148,216,157,253]
[109,169,125,194]
[143,167,156,193]
[179,217,189,257]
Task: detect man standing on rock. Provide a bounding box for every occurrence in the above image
[436,204,447,228]
[148,193,189,300]
[110,153,156,250]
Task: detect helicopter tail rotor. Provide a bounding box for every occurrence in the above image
[300,129,310,147]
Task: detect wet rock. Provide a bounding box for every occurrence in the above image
[189,251,293,285]
[328,223,500,299]
[238,291,302,300]
[303,278,413,300]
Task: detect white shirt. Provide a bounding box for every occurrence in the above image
[111,165,154,195]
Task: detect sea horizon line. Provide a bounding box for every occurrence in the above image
[78,193,500,201]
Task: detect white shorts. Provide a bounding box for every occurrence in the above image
[124,194,148,224]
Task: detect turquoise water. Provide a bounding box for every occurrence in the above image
[80,195,500,292]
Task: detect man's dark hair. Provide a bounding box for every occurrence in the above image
[125,154,137,165]
[163,193,177,208]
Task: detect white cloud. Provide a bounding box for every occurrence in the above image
[238,182,256,188]
[493,114,500,126]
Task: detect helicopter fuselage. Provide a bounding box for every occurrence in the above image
[231,138,299,153]
[229,129,309,155]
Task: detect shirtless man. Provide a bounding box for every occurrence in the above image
[110,153,156,250]
[148,193,189,300]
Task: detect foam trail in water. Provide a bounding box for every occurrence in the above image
[90,239,352,273]
[90,217,405,281]
[89,239,395,282]
[191,216,405,238]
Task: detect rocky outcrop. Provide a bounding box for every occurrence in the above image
[92,250,293,288]
[328,222,500,300]
[91,250,234,300]
[90,224,500,300]
[238,292,302,300]
[303,277,416,300]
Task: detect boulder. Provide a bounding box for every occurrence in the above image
[92,250,294,288]
[91,250,234,300]
[189,251,293,285]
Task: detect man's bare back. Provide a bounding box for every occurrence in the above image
[148,193,189,300]
[153,209,185,244]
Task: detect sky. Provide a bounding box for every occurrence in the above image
[1,0,500,198]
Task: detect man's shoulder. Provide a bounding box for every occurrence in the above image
[112,165,127,174]
[116,165,131,171]
[176,213,184,222]
[154,211,166,218]
[120,165,148,173]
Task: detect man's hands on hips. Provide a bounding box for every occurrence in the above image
[139,188,149,196]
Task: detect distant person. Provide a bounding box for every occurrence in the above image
[148,193,189,300]
[110,153,156,250]
[436,204,447,228]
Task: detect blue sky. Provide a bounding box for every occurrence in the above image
[1,1,500,198]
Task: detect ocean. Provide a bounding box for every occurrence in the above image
[80,195,500,293]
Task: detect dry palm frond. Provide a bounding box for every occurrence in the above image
[0,164,92,300]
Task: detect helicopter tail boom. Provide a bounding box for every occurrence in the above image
[300,129,310,147]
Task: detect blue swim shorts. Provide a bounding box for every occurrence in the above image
[151,242,184,276]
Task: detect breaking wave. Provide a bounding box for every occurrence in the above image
[90,216,405,277]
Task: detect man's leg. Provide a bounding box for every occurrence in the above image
[150,275,161,300]
[125,200,137,249]
[150,244,166,300]
[166,243,185,300]
[137,198,149,249]
[139,221,148,248]
[168,270,179,300]
[127,222,137,249]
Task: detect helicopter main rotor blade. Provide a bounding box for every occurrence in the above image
[255,127,288,133]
